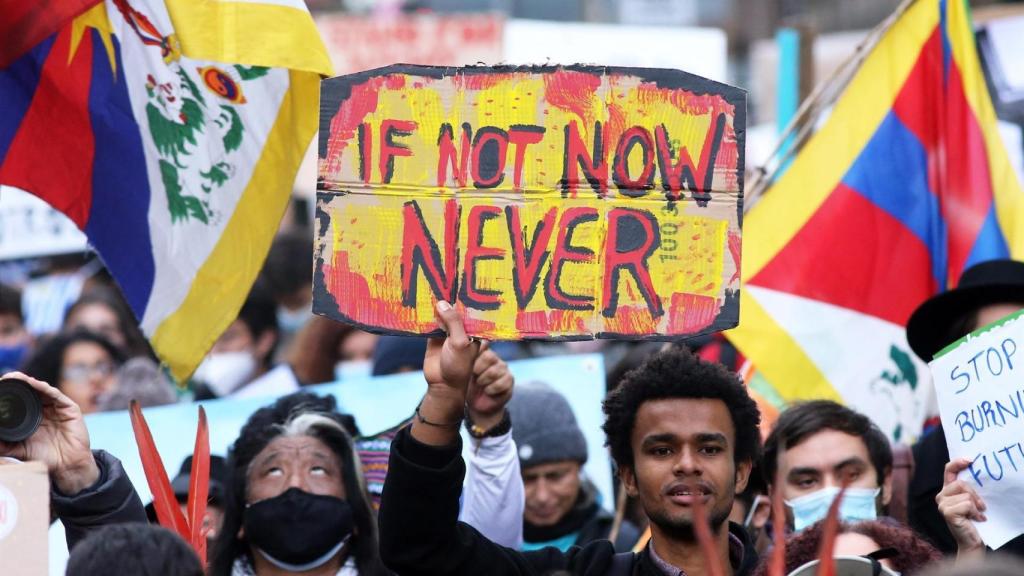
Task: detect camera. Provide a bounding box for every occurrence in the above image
[0,378,42,443]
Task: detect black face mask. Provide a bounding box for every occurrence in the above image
[243,488,354,571]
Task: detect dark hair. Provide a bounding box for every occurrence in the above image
[262,231,313,300]
[736,460,767,513]
[754,519,942,576]
[64,287,153,358]
[0,283,22,321]
[602,346,761,469]
[21,329,126,389]
[66,523,203,576]
[762,400,893,487]
[236,280,278,365]
[210,392,381,576]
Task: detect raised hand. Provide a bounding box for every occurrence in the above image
[466,343,513,432]
[415,302,480,446]
[0,372,99,494]
[937,458,987,558]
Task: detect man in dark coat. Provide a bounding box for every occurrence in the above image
[510,383,641,553]
[379,303,762,576]
[905,259,1024,556]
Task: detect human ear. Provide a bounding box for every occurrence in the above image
[619,466,639,498]
[734,458,752,494]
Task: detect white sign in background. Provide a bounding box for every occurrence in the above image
[930,310,1024,548]
[0,186,87,261]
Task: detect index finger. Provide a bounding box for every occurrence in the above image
[1,371,69,407]
[945,458,975,485]
[435,301,470,349]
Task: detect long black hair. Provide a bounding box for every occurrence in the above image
[209,392,387,575]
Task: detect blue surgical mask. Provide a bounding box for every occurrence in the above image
[276,307,310,335]
[334,359,372,382]
[0,343,28,373]
[786,486,880,532]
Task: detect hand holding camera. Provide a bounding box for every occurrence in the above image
[0,372,99,495]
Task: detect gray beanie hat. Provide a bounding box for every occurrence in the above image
[509,383,588,468]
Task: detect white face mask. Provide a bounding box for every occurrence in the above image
[193,351,256,397]
[276,307,310,335]
[334,359,373,382]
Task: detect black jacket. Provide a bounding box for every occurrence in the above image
[380,427,758,576]
[51,449,147,549]
[524,481,641,553]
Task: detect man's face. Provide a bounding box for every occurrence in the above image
[522,460,581,526]
[775,429,890,505]
[974,303,1024,330]
[211,319,255,354]
[620,398,750,541]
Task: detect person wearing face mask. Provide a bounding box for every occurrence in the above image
[262,230,315,363]
[209,391,388,576]
[762,400,894,533]
[193,281,293,399]
[0,283,31,373]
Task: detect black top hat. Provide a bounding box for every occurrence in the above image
[144,454,229,523]
[906,259,1024,362]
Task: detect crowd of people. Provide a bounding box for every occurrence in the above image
[2,227,1024,575]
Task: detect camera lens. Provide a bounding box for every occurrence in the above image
[0,378,42,443]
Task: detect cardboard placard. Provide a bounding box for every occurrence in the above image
[0,461,48,576]
[315,64,745,340]
[930,310,1024,548]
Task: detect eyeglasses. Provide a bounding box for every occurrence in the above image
[62,361,117,383]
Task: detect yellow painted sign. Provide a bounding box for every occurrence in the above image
[314,65,745,340]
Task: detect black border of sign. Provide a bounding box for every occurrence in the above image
[313,64,746,343]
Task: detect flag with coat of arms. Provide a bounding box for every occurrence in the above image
[0,0,332,380]
[727,0,1024,442]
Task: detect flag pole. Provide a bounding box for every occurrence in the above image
[744,0,920,213]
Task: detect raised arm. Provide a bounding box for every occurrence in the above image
[0,372,146,549]
[378,303,579,576]
[459,345,524,549]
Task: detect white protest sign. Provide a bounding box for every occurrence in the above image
[930,309,1024,548]
[0,186,87,261]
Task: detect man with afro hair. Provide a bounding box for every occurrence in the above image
[378,303,762,576]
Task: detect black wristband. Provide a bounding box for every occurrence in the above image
[465,408,512,439]
[414,402,463,429]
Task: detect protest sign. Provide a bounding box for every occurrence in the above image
[315,64,745,341]
[930,309,1024,548]
[0,461,48,576]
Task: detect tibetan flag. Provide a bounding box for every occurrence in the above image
[0,0,332,380]
[727,0,1024,441]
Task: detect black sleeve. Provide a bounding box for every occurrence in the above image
[907,427,955,553]
[380,426,609,576]
[51,450,147,550]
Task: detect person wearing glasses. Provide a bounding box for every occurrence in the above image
[22,329,125,414]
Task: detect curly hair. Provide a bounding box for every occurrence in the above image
[209,392,385,576]
[602,345,761,469]
[756,520,943,576]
